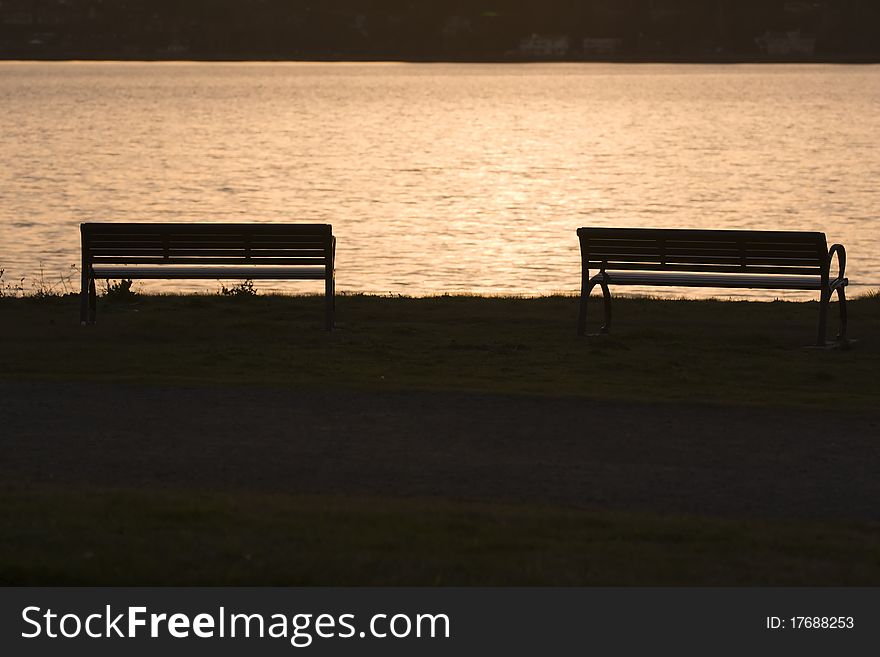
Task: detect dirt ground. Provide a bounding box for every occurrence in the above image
[2,381,878,521]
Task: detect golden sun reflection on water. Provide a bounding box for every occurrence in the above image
[1,62,878,299]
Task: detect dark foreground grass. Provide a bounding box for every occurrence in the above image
[2,293,878,585]
[2,486,878,586]
[1,292,878,409]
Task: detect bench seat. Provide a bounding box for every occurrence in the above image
[91,265,326,280]
[598,272,827,291]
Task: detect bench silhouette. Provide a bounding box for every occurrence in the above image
[80,223,336,329]
[577,227,847,346]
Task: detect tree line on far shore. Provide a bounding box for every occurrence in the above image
[1,0,878,60]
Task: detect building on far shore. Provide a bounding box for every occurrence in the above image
[516,33,571,58]
[784,1,826,15]
[755,30,816,56]
[580,37,623,57]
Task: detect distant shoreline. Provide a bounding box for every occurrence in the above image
[3,55,880,65]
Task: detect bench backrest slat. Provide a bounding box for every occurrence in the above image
[82,223,333,267]
[577,227,827,276]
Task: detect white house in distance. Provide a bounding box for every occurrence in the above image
[581,37,623,56]
[755,30,816,56]
[517,33,571,57]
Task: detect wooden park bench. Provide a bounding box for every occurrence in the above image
[80,223,336,329]
[576,227,848,346]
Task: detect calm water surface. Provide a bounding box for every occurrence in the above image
[1,62,878,298]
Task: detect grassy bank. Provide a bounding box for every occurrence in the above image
[3,486,878,586]
[1,292,877,409]
[2,292,878,585]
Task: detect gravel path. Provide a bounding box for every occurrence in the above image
[2,381,878,521]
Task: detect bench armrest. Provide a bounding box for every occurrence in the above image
[828,244,847,290]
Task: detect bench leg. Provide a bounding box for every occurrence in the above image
[79,273,89,325]
[836,286,848,343]
[816,288,831,346]
[578,276,611,336]
[325,277,334,331]
[577,290,588,336]
[598,281,611,334]
[88,278,97,324]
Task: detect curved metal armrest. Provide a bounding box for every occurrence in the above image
[828,244,847,289]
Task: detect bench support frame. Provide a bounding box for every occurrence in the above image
[577,230,848,347]
[80,224,336,330]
